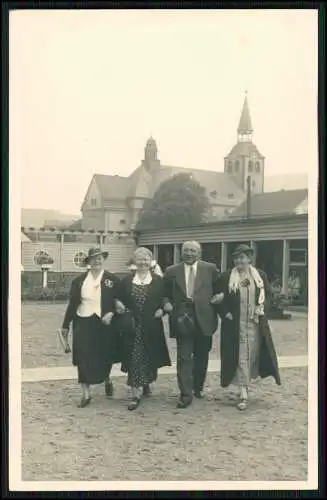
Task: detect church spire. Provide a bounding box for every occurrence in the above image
[237,91,253,142]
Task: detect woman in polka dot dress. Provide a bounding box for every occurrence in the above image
[115,247,171,410]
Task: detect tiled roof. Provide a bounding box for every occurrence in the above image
[89,164,245,206]
[152,165,245,200]
[94,174,129,200]
[127,165,153,198]
[230,189,308,218]
[227,141,264,158]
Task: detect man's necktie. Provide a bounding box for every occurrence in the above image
[187,265,195,298]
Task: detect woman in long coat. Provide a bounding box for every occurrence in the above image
[61,247,121,408]
[218,244,281,411]
[115,247,171,411]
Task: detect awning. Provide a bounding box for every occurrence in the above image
[21,232,31,242]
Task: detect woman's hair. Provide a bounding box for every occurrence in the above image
[133,246,153,261]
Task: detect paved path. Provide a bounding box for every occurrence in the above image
[22,355,308,383]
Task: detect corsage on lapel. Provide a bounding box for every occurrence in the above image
[104,278,114,288]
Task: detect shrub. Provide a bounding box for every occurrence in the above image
[21,286,69,302]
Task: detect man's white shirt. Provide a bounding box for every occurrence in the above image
[184,261,198,298]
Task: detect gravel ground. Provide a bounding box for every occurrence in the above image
[21,368,307,482]
[21,303,308,369]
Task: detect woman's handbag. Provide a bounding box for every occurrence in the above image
[114,309,136,336]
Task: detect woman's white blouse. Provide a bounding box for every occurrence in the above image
[77,270,104,318]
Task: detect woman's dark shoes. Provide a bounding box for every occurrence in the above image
[105,380,114,397]
[128,397,141,411]
[237,398,248,411]
[177,397,192,409]
[142,385,151,397]
[78,396,91,408]
[194,390,204,399]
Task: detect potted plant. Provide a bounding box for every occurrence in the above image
[36,254,54,288]
[267,277,292,320]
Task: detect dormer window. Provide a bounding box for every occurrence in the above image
[91,198,97,207]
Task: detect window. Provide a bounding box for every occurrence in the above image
[248,161,253,172]
[289,240,308,265]
[120,219,126,224]
[210,190,217,198]
[255,161,260,172]
[252,180,256,188]
[290,239,308,250]
[73,251,87,268]
[91,198,97,207]
[289,250,307,265]
[235,160,240,172]
[227,193,234,199]
[227,161,232,173]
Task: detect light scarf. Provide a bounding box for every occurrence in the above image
[228,265,265,323]
[132,271,153,285]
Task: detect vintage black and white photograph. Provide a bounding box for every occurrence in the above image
[9,8,318,491]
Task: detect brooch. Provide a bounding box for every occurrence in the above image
[104,279,114,288]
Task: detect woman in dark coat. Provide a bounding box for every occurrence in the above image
[115,247,171,411]
[218,244,281,411]
[61,247,121,408]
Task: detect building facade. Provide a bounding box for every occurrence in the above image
[79,93,266,232]
[137,213,308,305]
[21,229,136,275]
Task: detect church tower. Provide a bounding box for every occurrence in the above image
[224,92,265,194]
[142,136,160,173]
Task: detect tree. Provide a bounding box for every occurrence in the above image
[136,173,210,230]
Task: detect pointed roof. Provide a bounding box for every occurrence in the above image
[145,136,157,149]
[237,91,253,134]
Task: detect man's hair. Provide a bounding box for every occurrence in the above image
[181,240,202,254]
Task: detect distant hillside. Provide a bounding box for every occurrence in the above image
[264,174,308,192]
[21,209,79,228]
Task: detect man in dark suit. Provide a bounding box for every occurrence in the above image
[163,241,223,408]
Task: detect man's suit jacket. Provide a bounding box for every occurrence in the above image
[62,270,120,330]
[163,260,220,338]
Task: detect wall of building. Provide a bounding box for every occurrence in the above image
[22,239,136,273]
[81,209,105,230]
[104,210,129,232]
[244,157,265,194]
[82,178,102,210]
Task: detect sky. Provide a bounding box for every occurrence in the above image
[10,9,318,215]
